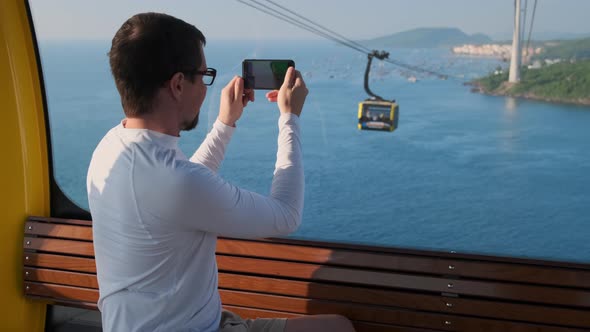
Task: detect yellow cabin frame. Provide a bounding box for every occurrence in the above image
[0,1,50,330]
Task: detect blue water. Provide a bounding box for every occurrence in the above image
[39,40,590,263]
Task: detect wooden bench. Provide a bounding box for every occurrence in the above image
[23,216,590,331]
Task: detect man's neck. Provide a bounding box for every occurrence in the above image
[124,114,180,137]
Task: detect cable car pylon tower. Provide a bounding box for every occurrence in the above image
[509,0,523,83]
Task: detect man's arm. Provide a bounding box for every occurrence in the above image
[189,119,234,173]
[190,76,254,172]
[176,113,303,238]
[178,68,307,238]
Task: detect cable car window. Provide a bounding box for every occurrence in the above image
[28,0,590,264]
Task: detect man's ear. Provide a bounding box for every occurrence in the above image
[168,72,185,101]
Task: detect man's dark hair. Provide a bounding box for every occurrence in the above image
[109,12,206,117]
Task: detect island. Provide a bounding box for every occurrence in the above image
[469,38,590,106]
[362,27,491,48]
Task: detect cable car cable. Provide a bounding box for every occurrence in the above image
[261,0,373,54]
[525,0,538,59]
[237,0,458,81]
[382,58,450,80]
[236,0,370,54]
[521,0,528,48]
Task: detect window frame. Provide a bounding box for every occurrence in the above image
[25,0,590,272]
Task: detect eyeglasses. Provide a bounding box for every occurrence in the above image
[194,68,217,86]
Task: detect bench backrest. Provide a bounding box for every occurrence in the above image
[24,216,590,331]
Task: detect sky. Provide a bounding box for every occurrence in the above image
[30,0,590,41]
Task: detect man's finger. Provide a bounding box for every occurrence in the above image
[224,77,236,97]
[234,76,243,101]
[281,67,295,88]
[242,89,253,107]
[245,88,255,102]
[294,77,304,88]
[293,70,306,88]
[266,90,278,102]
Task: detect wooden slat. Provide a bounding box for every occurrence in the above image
[223,305,302,319]
[251,236,590,272]
[24,252,96,273]
[218,238,590,288]
[217,255,590,308]
[25,221,93,240]
[225,305,446,332]
[25,282,99,303]
[27,216,92,227]
[220,289,453,330]
[220,290,584,332]
[351,321,447,332]
[218,273,590,328]
[24,237,94,256]
[24,268,98,289]
[443,317,587,332]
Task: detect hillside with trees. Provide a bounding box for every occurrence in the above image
[472,59,590,106]
[533,37,590,60]
[470,36,590,106]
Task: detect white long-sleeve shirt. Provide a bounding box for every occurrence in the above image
[86,114,303,332]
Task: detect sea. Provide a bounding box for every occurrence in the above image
[38,40,590,264]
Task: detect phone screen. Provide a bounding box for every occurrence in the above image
[242,59,295,90]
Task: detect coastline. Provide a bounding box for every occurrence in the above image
[468,58,590,107]
[468,81,590,106]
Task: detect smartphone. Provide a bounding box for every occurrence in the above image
[242,59,295,90]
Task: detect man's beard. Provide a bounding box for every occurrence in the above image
[181,112,200,132]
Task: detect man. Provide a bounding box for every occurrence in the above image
[87,12,354,332]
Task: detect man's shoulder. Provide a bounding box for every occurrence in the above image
[92,124,126,154]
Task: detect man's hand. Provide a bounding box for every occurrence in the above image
[218,76,254,127]
[265,67,308,117]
